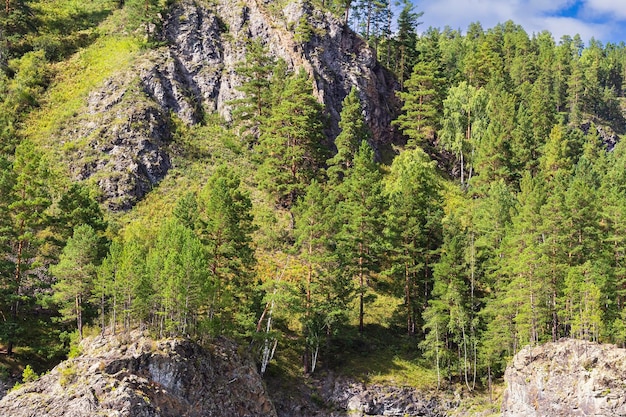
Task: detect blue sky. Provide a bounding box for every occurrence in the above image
[413,0,626,45]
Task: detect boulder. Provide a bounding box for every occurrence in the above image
[502,339,626,416]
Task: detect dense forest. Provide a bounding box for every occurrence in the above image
[3,0,626,394]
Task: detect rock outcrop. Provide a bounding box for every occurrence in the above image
[66,74,172,211]
[0,333,276,417]
[65,0,399,210]
[150,0,400,148]
[502,339,626,416]
[267,373,448,417]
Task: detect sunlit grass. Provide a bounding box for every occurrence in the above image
[24,34,141,146]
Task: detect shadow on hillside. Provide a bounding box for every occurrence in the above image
[28,8,115,61]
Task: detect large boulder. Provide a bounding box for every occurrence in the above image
[502,339,626,416]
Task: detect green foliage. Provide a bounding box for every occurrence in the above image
[197,166,257,336]
[335,141,386,333]
[439,81,489,186]
[327,87,371,184]
[384,147,443,336]
[50,224,101,339]
[6,0,626,398]
[231,39,276,144]
[256,69,326,208]
[124,0,164,42]
[394,60,443,148]
[21,364,38,383]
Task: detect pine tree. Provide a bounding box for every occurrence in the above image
[147,219,208,337]
[336,141,385,333]
[231,39,277,144]
[256,69,325,208]
[173,191,199,231]
[294,180,352,372]
[198,166,256,335]
[393,60,443,149]
[116,234,148,332]
[473,84,516,186]
[94,239,123,334]
[393,0,422,89]
[327,87,371,184]
[50,225,100,340]
[384,147,442,336]
[2,140,51,354]
[421,214,474,389]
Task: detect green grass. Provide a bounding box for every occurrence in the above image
[341,347,439,389]
[24,34,141,146]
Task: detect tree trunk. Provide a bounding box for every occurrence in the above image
[405,261,413,336]
[76,294,83,340]
[358,242,364,333]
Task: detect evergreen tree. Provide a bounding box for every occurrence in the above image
[473,83,516,186]
[384,147,442,336]
[231,39,276,144]
[336,141,385,333]
[393,0,422,89]
[2,140,51,354]
[94,239,123,335]
[116,233,148,332]
[327,87,371,184]
[172,191,199,231]
[198,166,256,335]
[50,225,100,340]
[393,60,443,149]
[147,219,208,337]
[421,214,474,389]
[294,180,352,373]
[257,69,325,208]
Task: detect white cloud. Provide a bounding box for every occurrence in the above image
[583,0,626,20]
[416,0,624,43]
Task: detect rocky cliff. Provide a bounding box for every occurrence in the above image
[64,0,399,210]
[0,333,276,417]
[502,339,626,416]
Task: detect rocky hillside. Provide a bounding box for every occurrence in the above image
[60,0,399,210]
[502,339,626,416]
[0,333,276,417]
[0,332,454,417]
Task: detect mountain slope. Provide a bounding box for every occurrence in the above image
[29,0,399,210]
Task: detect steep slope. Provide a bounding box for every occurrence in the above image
[56,0,399,210]
[502,339,626,416]
[0,333,276,417]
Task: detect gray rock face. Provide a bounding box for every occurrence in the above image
[67,74,172,211]
[502,339,626,417]
[0,333,276,417]
[147,0,399,147]
[327,380,445,417]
